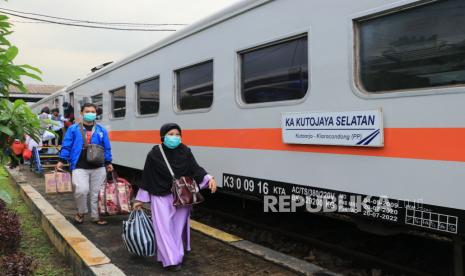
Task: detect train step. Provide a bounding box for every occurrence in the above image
[41,164,69,168]
[39,155,59,158]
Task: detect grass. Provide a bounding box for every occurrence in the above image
[0,166,73,276]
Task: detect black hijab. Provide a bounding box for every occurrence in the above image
[139,123,207,196]
[160,123,181,141]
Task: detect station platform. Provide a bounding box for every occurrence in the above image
[6,166,322,275]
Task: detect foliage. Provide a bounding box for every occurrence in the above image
[0,14,41,97]
[0,252,37,276]
[0,198,5,211]
[0,13,44,162]
[0,208,21,254]
[0,99,42,159]
[0,168,73,275]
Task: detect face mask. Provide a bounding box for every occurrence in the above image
[83,112,96,122]
[164,135,181,149]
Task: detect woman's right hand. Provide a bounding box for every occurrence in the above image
[133,201,144,209]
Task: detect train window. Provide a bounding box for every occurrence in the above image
[136,77,159,115]
[175,61,213,111]
[240,35,308,104]
[91,93,103,120]
[110,87,126,118]
[357,0,465,93]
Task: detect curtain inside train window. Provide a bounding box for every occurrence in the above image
[357,0,465,93]
[240,35,308,104]
[137,77,159,115]
[175,61,213,111]
[110,87,126,118]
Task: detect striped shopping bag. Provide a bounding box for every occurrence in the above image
[122,209,156,257]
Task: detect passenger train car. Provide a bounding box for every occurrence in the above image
[32,0,465,238]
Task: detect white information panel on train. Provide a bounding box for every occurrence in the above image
[281,109,384,147]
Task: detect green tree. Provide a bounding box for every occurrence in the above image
[0,13,43,161]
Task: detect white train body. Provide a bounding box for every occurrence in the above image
[32,0,465,236]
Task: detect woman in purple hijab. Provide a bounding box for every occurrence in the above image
[133,123,217,271]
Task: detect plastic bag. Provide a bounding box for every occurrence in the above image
[122,209,156,257]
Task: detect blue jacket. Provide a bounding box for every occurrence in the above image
[59,123,112,170]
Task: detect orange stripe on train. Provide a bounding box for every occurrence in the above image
[109,128,465,162]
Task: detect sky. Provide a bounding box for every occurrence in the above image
[0,0,241,85]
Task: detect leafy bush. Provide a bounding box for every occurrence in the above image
[0,14,41,97]
[0,99,42,152]
[0,209,21,254]
[0,252,36,276]
[0,198,5,211]
[0,13,42,161]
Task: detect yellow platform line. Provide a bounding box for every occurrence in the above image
[190,219,242,243]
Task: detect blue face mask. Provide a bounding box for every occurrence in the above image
[164,135,181,149]
[83,112,97,122]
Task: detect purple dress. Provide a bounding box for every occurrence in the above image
[135,174,212,267]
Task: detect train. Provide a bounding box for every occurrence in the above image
[31,0,465,239]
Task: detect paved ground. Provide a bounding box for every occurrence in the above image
[16,165,297,275]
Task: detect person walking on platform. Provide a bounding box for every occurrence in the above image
[133,123,217,271]
[55,103,113,225]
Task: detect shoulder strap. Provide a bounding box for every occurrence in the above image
[159,145,175,178]
[79,123,88,147]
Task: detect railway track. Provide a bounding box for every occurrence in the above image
[193,193,452,276]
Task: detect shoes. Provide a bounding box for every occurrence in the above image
[166,264,182,271]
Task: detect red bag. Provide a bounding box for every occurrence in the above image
[11,140,25,155]
[22,149,32,160]
[98,171,133,216]
[171,176,204,206]
[159,145,204,206]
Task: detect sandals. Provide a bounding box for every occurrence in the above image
[92,219,108,226]
[74,213,84,224]
[74,213,108,225]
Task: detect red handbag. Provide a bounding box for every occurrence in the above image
[22,149,32,160]
[98,171,133,216]
[159,145,204,206]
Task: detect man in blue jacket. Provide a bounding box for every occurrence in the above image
[56,103,113,225]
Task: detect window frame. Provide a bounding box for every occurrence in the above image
[90,93,104,121]
[135,75,161,118]
[235,31,310,109]
[173,58,214,114]
[351,0,465,99]
[109,86,127,120]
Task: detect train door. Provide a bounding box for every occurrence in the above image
[68,92,74,109]
[53,97,60,110]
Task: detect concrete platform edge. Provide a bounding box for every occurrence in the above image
[190,219,341,276]
[6,167,126,276]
